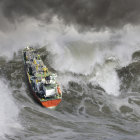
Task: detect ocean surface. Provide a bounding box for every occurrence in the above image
[0,39,140,140]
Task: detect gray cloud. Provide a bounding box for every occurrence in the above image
[1,0,140,30]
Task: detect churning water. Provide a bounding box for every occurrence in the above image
[0,19,140,140]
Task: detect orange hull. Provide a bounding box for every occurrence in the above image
[41,99,62,108]
[30,85,62,108]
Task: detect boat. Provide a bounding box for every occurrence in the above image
[23,46,62,108]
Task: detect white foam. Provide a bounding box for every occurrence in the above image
[89,59,120,96]
[1,17,140,96]
[45,24,140,96]
[0,79,21,138]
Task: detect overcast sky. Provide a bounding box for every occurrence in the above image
[0,0,140,31]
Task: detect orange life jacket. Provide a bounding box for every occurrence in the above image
[57,86,61,95]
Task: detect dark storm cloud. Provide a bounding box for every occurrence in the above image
[1,0,140,30]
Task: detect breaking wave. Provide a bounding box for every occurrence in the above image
[45,24,140,96]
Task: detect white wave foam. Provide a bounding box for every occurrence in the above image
[89,58,120,96]
[0,79,21,139]
[47,25,140,74]
[0,17,140,96]
[45,23,140,96]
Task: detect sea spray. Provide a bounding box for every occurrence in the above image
[0,79,21,139]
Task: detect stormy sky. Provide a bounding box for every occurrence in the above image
[1,0,140,31]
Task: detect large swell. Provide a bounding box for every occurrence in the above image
[0,19,140,139]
